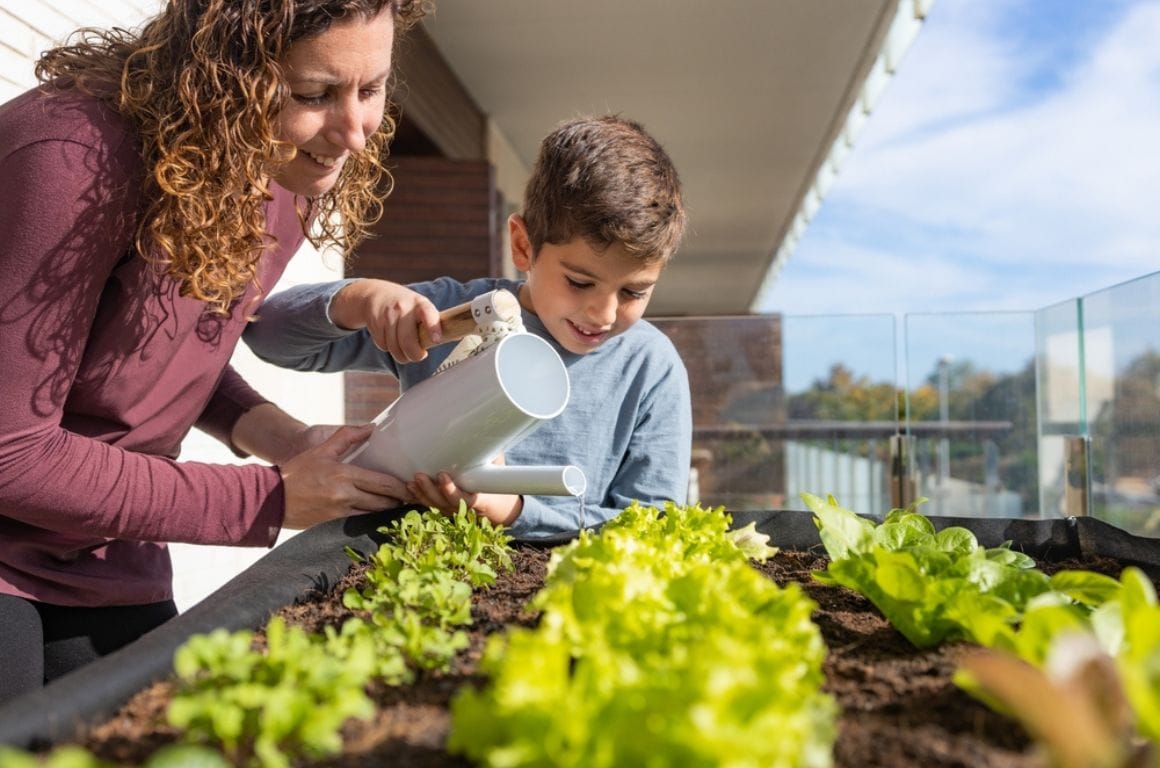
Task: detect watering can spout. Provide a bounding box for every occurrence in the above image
[457,464,587,497]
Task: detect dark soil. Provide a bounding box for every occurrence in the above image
[79,545,1134,768]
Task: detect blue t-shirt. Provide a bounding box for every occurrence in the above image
[243,277,692,538]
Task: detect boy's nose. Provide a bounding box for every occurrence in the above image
[587,292,619,327]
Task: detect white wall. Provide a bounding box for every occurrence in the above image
[486,118,529,279]
[2,0,348,612]
[0,0,159,101]
[170,248,346,612]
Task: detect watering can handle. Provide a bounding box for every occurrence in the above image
[418,289,522,349]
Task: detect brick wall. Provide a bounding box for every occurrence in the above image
[653,315,786,508]
[344,156,503,423]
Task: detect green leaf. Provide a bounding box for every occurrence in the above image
[0,747,115,768]
[934,526,977,556]
[1010,603,1089,666]
[1048,569,1122,607]
[0,748,40,768]
[875,550,925,602]
[144,745,231,768]
[802,492,873,559]
[887,510,937,541]
[726,521,778,562]
[1119,566,1158,613]
[984,547,1036,570]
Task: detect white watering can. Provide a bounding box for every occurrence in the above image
[344,290,587,497]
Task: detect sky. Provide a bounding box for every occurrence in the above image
[758,0,1160,391]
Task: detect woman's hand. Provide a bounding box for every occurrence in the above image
[329,278,442,363]
[278,424,410,529]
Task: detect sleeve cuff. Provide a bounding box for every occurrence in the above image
[323,278,361,328]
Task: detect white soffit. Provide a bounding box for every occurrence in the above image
[750,0,934,312]
[424,0,916,316]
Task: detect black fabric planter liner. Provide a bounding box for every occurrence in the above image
[1,508,1157,749]
[0,507,413,750]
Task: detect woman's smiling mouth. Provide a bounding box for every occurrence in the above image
[303,149,344,169]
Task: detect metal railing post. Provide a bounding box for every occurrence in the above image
[1064,435,1091,517]
[889,434,917,510]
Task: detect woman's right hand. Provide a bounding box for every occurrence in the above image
[277,423,410,529]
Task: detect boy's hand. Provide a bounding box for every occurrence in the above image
[330,279,442,363]
[407,471,523,527]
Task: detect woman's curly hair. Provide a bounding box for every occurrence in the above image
[36,0,431,315]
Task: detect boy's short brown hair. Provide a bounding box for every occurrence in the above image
[521,114,686,263]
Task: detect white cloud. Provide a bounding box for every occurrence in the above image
[855,3,1021,144]
[763,0,1160,316]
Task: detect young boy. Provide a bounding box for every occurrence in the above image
[243,115,690,538]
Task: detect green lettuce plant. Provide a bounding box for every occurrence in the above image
[958,566,1160,767]
[354,503,513,588]
[0,746,114,768]
[803,492,1056,647]
[340,503,511,682]
[448,502,836,768]
[0,744,228,768]
[1114,567,1160,745]
[803,491,1159,764]
[0,506,515,768]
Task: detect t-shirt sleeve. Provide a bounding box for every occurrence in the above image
[506,336,693,538]
[0,137,282,548]
[606,351,693,509]
[243,279,401,375]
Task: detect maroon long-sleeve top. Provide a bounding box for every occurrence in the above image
[0,86,301,607]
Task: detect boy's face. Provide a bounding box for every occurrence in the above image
[509,215,664,355]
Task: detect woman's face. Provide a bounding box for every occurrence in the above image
[272,8,395,196]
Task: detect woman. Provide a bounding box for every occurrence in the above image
[0,0,438,702]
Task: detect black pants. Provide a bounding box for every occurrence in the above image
[0,594,176,707]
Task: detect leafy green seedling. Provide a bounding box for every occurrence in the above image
[167,617,375,768]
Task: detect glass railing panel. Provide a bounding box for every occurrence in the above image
[652,315,786,512]
[653,314,897,515]
[904,312,1038,518]
[1035,298,1085,519]
[1078,270,1160,537]
[781,315,897,516]
[656,273,1155,531]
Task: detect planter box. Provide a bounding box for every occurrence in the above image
[0,511,398,749]
[1,508,1157,761]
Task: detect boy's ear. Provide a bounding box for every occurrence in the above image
[508,214,534,272]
